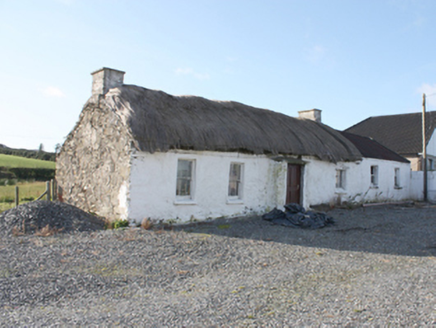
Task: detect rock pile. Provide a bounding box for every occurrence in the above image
[0,201,105,236]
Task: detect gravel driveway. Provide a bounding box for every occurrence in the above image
[0,202,435,326]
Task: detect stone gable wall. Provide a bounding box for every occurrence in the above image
[56,102,132,220]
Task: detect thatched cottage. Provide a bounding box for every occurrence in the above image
[56,68,411,223]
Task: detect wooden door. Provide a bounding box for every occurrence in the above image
[286,164,301,204]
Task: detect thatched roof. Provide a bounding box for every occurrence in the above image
[102,85,362,163]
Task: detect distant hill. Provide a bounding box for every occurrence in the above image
[0,144,56,162]
[0,154,55,169]
[0,154,55,181]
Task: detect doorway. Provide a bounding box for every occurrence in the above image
[286,164,301,204]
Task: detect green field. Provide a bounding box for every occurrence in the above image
[0,154,56,169]
[0,181,47,213]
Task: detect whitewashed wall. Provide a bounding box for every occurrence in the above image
[302,157,411,207]
[410,170,436,201]
[426,131,436,157]
[127,150,287,223]
[125,150,413,223]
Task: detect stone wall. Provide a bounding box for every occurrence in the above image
[56,100,132,220]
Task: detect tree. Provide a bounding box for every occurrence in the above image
[55,143,61,154]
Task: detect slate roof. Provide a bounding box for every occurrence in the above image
[341,131,409,163]
[345,111,436,156]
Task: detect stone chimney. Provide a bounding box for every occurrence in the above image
[91,67,125,96]
[298,109,321,123]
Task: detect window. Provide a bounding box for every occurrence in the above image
[429,159,434,171]
[335,169,346,189]
[370,165,379,187]
[176,159,194,199]
[394,168,400,188]
[228,163,243,199]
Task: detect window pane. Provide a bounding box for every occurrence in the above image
[177,160,193,196]
[336,169,345,189]
[371,166,378,186]
[177,178,191,196]
[229,181,239,196]
[228,163,242,197]
[394,168,400,187]
[177,160,192,178]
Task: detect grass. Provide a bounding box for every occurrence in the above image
[0,154,55,169]
[0,181,47,213]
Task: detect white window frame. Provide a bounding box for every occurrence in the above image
[335,169,346,189]
[228,162,244,202]
[394,167,401,188]
[176,159,195,201]
[370,165,379,187]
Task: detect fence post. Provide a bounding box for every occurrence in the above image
[51,179,56,201]
[15,186,19,207]
[46,181,51,201]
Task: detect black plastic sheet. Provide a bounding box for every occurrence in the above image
[262,203,334,229]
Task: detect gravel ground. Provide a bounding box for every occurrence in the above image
[0,201,435,326]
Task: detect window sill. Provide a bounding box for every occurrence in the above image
[370,185,379,189]
[226,199,244,205]
[174,200,197,205]
[394,186,402,190]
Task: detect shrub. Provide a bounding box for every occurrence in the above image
[8,168,55,181]
[106,219,130,229]
[0,179,17,186]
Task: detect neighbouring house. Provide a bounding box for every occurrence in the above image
[345,111,436,171]
[338,131,411,204]
[56,68,412,223]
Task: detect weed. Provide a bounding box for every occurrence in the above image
[106,219,130,230]
[12,225,25,237]
[167,218,180,225]
[189,215,199,223]
[35,225,63,237]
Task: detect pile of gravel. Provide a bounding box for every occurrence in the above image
[0,201,105,236]
[0,205,435,326]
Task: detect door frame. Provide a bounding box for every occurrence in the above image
[286,163,303,205]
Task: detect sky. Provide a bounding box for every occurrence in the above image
[2,0,436,152]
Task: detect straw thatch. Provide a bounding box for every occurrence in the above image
[103,85,361,163]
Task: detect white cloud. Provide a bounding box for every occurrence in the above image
[42,86,66,98]
[175,67,210,80]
